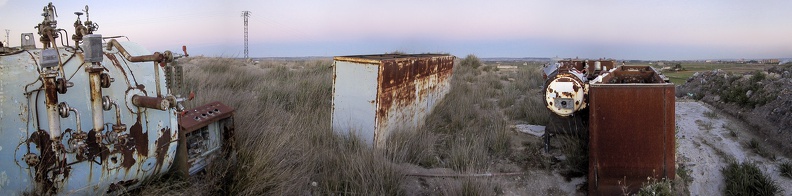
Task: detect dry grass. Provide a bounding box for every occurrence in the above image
[131,55,548,195]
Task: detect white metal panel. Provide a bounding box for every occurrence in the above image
[331,61,379,145]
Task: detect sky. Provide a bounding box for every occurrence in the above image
[1,0,791,60]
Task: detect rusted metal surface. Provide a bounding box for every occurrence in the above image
[178,101,234,133]
[0,3,233,194]
[131,95,170,111]
[106,39,166,63]
[587,65,675,195]
[543,71,588,117]
[332,54,454,148]
[176,102,235,175]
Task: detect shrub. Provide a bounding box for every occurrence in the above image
[460,54,482,69]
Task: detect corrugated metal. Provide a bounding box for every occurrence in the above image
[332,54,454,148]
[587,65,675,195]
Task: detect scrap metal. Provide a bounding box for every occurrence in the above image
[0,3,234,195]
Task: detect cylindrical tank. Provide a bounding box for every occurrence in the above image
[543,68,588,117]
[0,40,179,195]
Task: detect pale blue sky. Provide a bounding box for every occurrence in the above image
[1,0,790,60]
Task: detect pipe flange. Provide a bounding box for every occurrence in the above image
[57,102,70,118]
[56,78,69,94]
[102,96,113,111]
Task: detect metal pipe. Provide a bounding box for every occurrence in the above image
[86,63,104,131]
[103,96,122,125]
[131,95,170,111]
[155,62,162,97]
[68,106,81,133]
[106,39,164,62]
[42,70,61,140]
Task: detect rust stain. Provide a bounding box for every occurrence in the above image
[154,128,171,172]
[178,102,235,133]
[27,130,58,194]
[105,53,132,87]
[130,115,149,157]
[86,129,109,162]
[43,77,58,106]
[375,55,453,140]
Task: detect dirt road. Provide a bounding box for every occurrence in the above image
[676,100,792,195]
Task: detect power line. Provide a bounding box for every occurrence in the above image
[241,11,251,59]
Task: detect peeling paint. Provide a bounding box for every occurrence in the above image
[332,54,454,148]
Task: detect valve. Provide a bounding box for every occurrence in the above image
[83,5,98,33]
[55,78,72,94]
[107,124,127,145]
[67,131,88,157]
[100,73,112,88]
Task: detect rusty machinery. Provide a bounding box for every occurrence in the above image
[542,59,675,195]
[0,3,234,195]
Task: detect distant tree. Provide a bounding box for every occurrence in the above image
[674,63,684,71]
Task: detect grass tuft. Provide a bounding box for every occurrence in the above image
[779,161,792,179]
[745,139,776,160]
[722,161,782,196]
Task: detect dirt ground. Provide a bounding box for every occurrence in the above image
[400,99,792,195]
[675,100,792,195]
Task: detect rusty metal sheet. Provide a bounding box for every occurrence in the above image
[332,54,454,148]
[587,66,675,195]
[178,101,234,133]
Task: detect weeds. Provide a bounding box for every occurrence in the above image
[746,139,776,160]
[723,123,738,138]
[676,164,691,182]
[557,132,588,179]
[703,110,718,119]
[722,161,781,196]
[636,177,673,196]
[779,161,792,179]
[695,119,713,131]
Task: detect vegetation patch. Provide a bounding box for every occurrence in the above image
[779,161,792,179]
[636,178,674,196]
[722,161,781,196]
[132,55,551,195]
[745,139,776,160]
